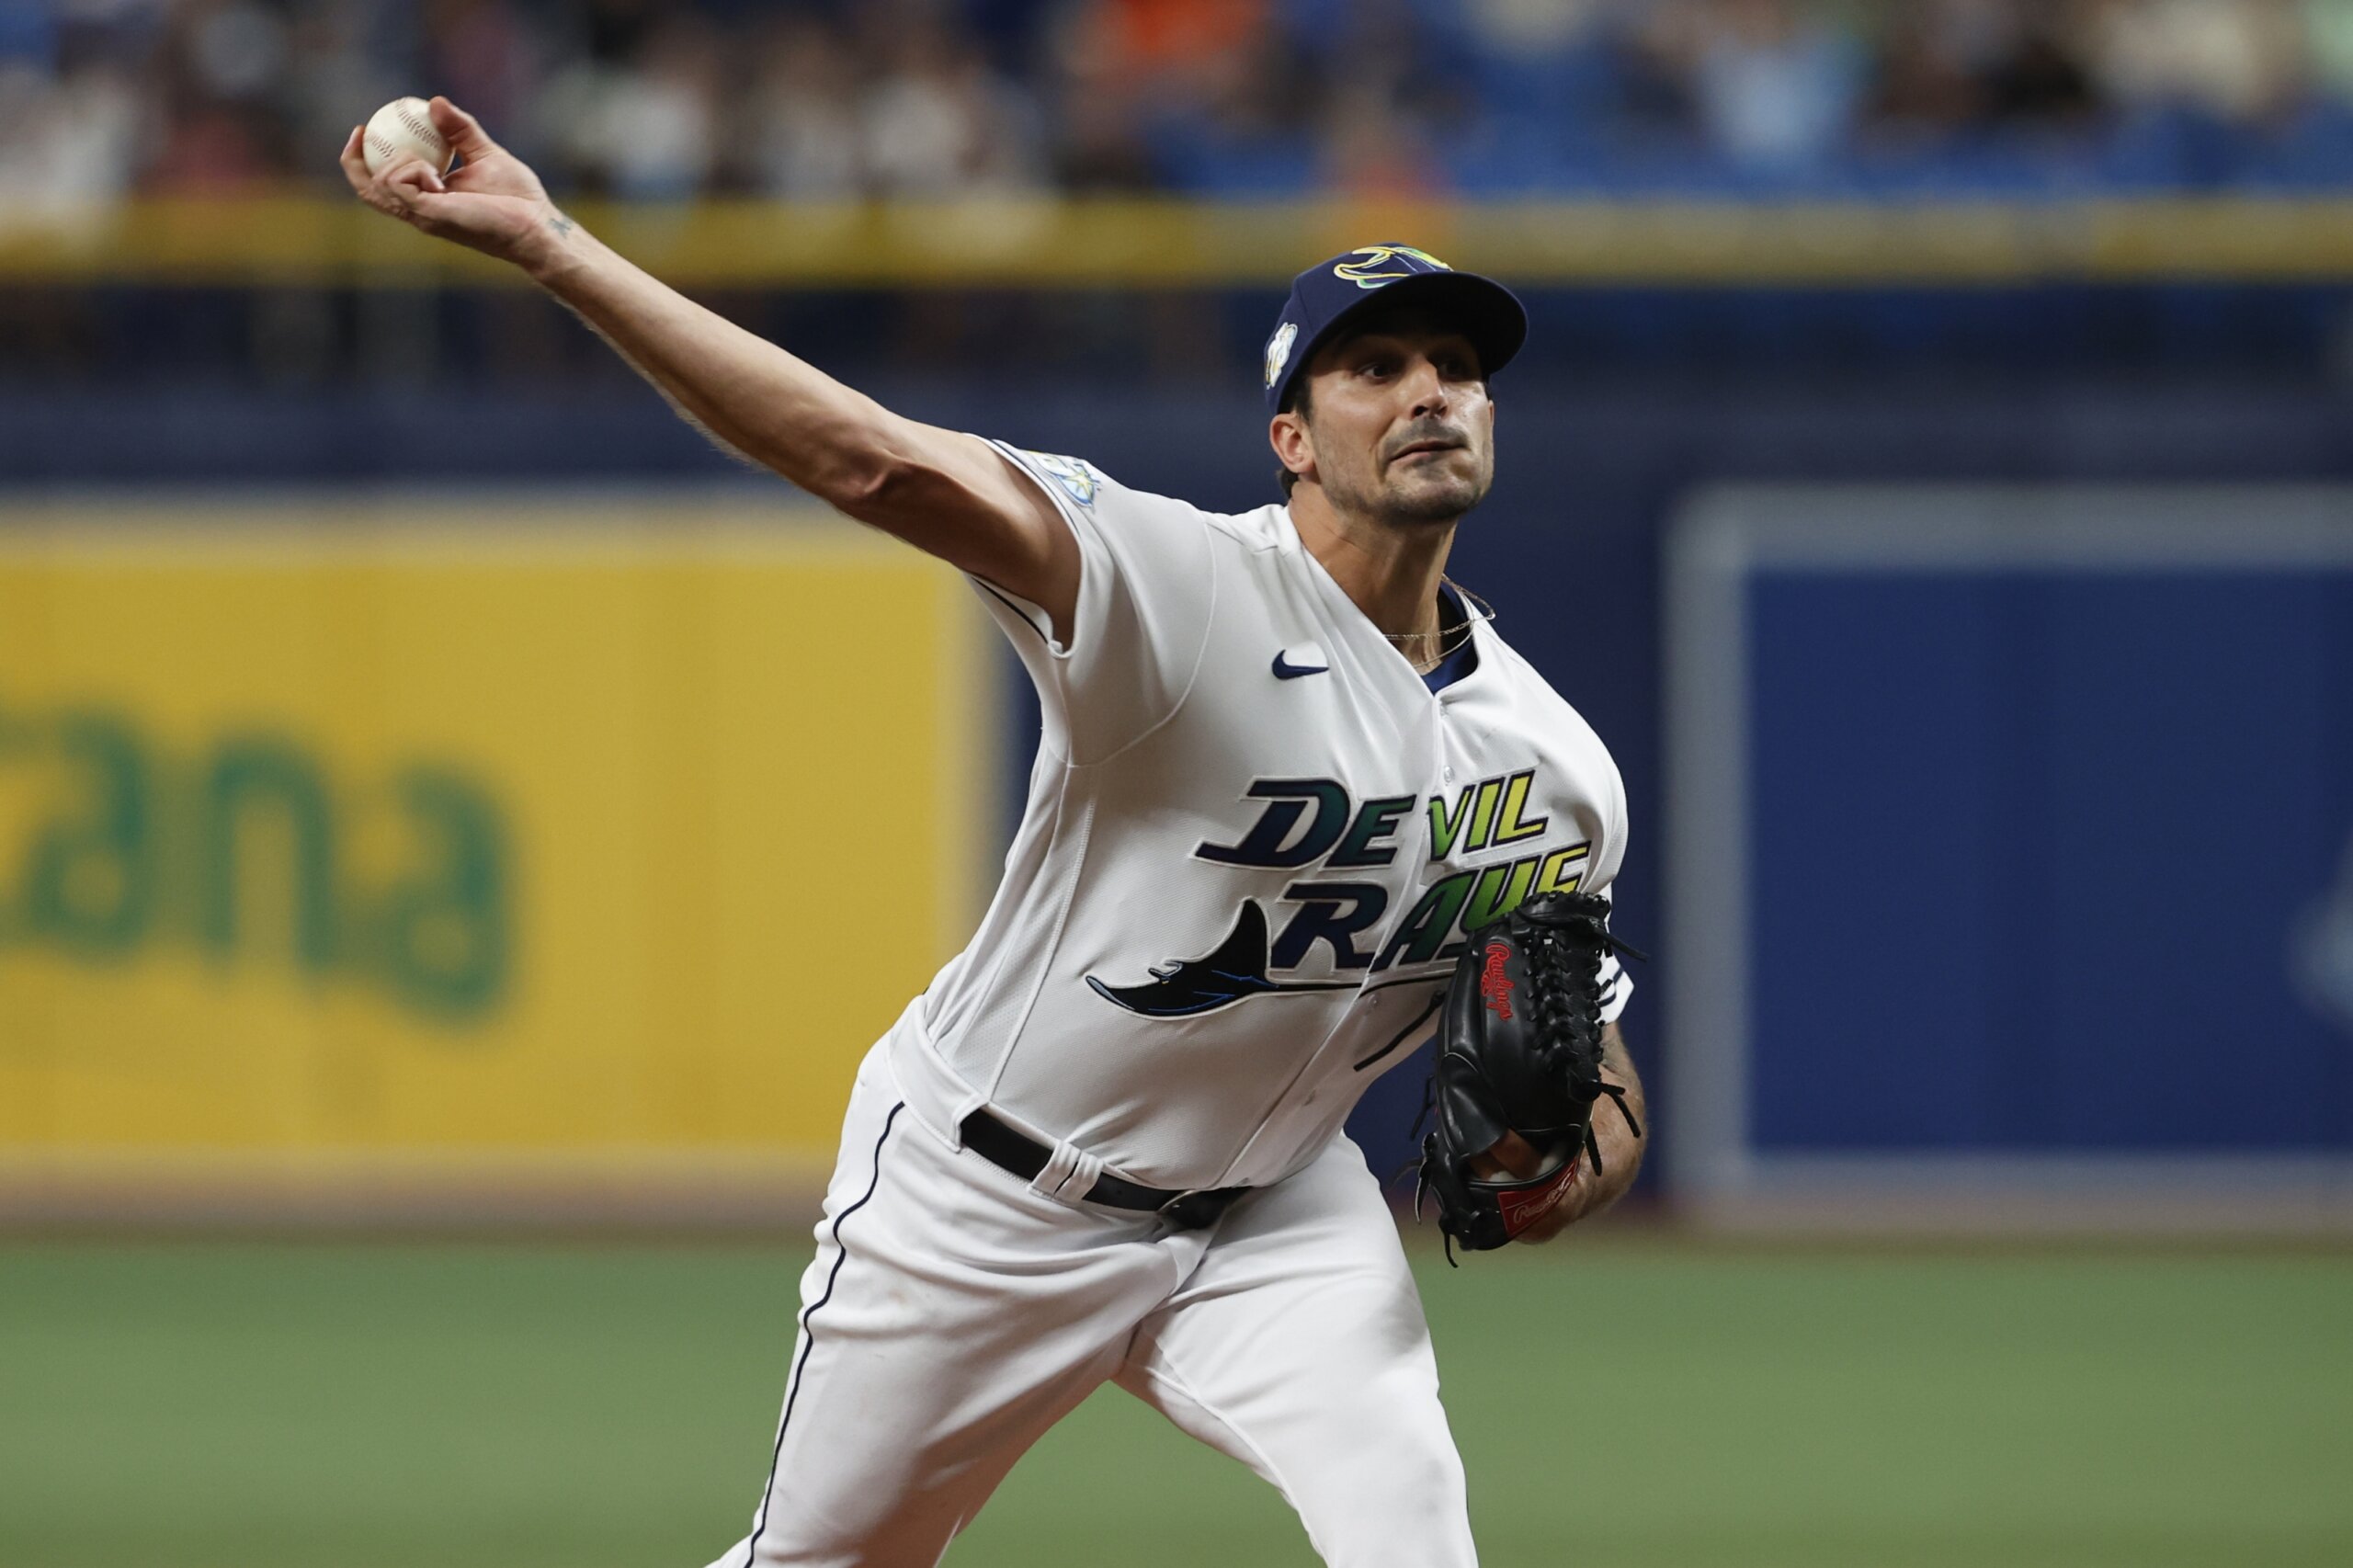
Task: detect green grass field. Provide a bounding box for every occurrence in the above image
[4,1237,2348,1567]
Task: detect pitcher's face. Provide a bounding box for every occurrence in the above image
[1276,311,1496,526]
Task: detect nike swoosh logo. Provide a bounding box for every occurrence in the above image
[1271,646,1328,680]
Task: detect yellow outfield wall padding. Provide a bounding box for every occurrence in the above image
[6,196,2353,286]
[0,498,993,1175]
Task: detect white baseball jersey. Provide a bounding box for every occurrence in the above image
[885,443,1631,1193]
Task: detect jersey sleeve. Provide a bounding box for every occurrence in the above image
[1592,771,1634,1026]
[1597,947,1632,1026]
[971,442,1219,765]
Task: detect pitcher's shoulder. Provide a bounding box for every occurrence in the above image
[1202,501,1293,546]
[1483,631,1617,749]
[998,448,1273,543]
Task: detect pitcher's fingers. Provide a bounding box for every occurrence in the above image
[339,127,372,191]
[399,187,484,242]
[382,158,448,197]
[428,97,499,164]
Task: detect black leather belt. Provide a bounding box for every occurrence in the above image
[959,1110,1251,1230]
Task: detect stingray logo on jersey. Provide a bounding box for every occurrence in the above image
[1331,245,1452,289]
[1086,772,1595,1017]
[1019,449,1099,508]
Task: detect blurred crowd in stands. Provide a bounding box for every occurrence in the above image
[5,0,2353,212]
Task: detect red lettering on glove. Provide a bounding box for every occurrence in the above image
[1495,1153,1582,1237]
[1480,942,1516,1020]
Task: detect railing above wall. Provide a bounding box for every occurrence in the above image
[6,197,2353,288]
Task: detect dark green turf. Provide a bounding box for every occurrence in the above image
[3,1239,2347,1567]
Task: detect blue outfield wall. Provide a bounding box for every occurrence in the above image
[8,370,2353,1201]
[1749,566,2353,1155]
[1665,487,2353,1221]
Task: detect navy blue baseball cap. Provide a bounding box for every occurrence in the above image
[1263,244,1528,416]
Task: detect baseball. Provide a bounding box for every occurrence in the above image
[361,97,452,177]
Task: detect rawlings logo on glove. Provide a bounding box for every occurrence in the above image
[1415,891,1642,1256]
[1478,943,1516,1019]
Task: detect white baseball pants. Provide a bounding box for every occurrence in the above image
[703,1044,1477,1567]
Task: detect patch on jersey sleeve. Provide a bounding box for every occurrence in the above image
[1018,450,1100,509]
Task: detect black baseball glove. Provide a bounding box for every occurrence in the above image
[1416,891,1641,1256]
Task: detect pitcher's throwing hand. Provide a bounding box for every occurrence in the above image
[341,97,568,270]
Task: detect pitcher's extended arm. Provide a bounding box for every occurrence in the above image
[340,97,1077,636]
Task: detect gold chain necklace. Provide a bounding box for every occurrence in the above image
[1382,577,1495,673]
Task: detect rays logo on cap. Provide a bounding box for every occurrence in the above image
[1263,321,1299,390]
[1263,241,1525,415]
[1333,244,1452,290]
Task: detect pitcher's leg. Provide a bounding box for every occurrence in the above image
[1117,1137,1478,1568]
[706,1056,1196,1568]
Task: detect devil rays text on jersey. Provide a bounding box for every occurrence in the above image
[1087,770,1595,1018]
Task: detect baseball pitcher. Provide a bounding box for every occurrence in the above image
[346,98,1646,1567]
